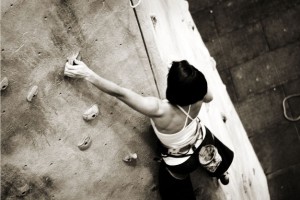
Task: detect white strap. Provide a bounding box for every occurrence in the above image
[177,105,194,121]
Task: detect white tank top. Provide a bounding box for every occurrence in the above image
[150,104,206,165]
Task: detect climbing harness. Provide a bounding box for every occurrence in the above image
[282,93,300,121]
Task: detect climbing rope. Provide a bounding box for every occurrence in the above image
[282,93,300,121]
[129,0,142,8]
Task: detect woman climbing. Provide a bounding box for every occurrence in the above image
[64,59,233,200]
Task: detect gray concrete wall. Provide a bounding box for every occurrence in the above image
[1,0,269,199]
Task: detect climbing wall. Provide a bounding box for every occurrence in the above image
[133,0,270,199]
[1,0,160,199]
[1,0,270,199]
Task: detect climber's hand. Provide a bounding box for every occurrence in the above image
[64,59,94,79]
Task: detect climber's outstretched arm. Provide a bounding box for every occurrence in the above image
[64,60,165,118]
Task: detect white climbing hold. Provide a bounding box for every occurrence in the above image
[78,136,92,151]
[1,77,8,91]
[67,51,80,65]
[26,85,38,102]
[16,183,30,197]
[83,104,99,121]
[123,153,138,162]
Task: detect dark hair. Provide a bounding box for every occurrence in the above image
[166,60,207,106]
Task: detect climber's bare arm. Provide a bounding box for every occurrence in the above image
[64,60,165,118]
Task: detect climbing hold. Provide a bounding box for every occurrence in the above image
[150,14,157,29]
[78,136,92,151]
[221,112,227,123]
[83,104,99,121]
[123,153,137,162]
[1,77,8,91]
[150,184,158,191]
[26,85,38,102]
[16,183,30,197]
[67,51,80,65]
[22,165,28,170]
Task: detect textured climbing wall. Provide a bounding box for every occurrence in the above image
[1,0,160,199]
[134,0,270,199]
[1,0,270,199]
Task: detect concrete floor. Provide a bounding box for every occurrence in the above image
[188,0,300,199]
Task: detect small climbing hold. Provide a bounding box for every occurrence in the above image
[221,112,227,123]
[1,77,8,91]
[78,136,92,151]
[150,184,158,191]
[123,153,137,162]
[26,85,38,102]
[150,14,157,29]
[67,51,80,65]
[16,183,30,197]
[83,104,99,121]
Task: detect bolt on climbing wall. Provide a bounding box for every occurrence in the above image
[133,0,270,199]
[1,0,160,199]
